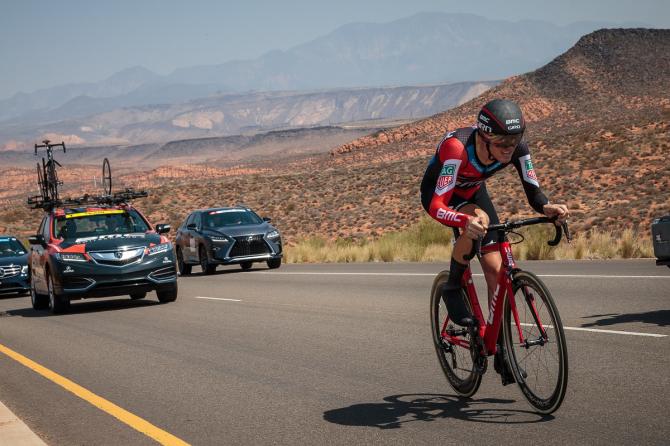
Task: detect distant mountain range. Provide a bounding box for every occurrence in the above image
[0,13,637,125]
[0,80,495,149]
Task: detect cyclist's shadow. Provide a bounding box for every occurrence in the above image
[323,393,552,429]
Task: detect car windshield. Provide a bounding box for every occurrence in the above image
[0,238,26,257]
[202,210,263,228]
[54,209,151,240]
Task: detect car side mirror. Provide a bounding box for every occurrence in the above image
[263,217,272,222]
[156,224,171,234]
[187,223,197,230]
[28,234,46,246]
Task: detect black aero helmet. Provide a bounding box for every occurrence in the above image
[477,99,525,136]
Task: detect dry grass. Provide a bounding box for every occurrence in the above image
[285,219,655,263]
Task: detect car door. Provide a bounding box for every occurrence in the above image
[192,212,203,260]
[183,213,198,262]
[31,216,48,293]
[176,213,192,261]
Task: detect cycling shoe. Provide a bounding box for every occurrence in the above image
[442,284,474,327]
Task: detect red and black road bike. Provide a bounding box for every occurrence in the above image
[430,217,571,414]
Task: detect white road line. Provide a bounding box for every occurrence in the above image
[259,272,670,279]
[519,323,667,338]
[195,296,242,302]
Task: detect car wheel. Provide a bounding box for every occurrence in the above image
[177,248,192,276]
[240,261,253,271]
[157,282,178,303]
[30,279,48,310]
[47,271,70,314]
[130,291,147,300]
[199,246,216,275]
[267,258,282,269]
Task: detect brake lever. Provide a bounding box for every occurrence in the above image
[562,220,572,243]
[547,219,563,246]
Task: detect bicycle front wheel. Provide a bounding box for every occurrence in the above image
[504,270,568,414]
[430,271,481,397]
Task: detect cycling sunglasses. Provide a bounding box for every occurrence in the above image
[480,131,523,149]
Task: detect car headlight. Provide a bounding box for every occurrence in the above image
[21,265,29,275]
[147,243,172,256]
[266,230,280,240]
[56,253,88,262]
[210,236,230,243]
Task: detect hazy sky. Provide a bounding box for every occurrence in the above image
[1,0,668,99]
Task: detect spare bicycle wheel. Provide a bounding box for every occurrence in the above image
[102,158,112,195]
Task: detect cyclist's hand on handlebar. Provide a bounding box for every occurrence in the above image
[464,216,487,239]
[543,203,569,224]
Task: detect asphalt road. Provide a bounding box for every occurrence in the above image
[1,260,669,445]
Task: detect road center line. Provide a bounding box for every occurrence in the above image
[195,296,242,302]
[0,343,190,446]
[259,272,670,279]
[519,323,666,338]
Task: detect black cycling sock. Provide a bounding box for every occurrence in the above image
[442,258,473,326]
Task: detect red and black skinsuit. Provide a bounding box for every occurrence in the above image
[420,126,549,248]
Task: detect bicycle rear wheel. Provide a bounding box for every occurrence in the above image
[504,270,568,414]
[430,271,481,397]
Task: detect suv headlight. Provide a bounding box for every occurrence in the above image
[21,265,29,275]
[56,253,88,262]
[210,236,230,243]
[147,243,172,256]
[266,230,280,240]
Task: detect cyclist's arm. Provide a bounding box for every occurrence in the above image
[427,138,470,228]
[512,143,549,214]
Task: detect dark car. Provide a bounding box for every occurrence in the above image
[0,236,30,295]
[175,206,282,274]
[28,205,178,313]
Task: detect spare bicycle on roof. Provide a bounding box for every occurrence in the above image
[28,139,147,211]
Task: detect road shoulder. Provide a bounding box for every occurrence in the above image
[0,400,46,445]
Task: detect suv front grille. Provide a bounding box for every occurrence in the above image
[0,265,22,278]
[89,247,145,267]
[229,235,270,257]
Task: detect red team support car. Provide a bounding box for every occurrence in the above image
[28,204,178,313]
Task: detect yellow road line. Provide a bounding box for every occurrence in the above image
[0,343,190,446]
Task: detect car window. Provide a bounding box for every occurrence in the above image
[202,209,263,228]
[42,216,51,240]
[37,217,46,237]
[54,209,150,240]
[0,237,26,257]
[185,213,196,228]
[193,213,202,230]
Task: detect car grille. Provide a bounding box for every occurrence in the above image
[0,265,21,278]
[89,247,145,267]
[229,235,270,257]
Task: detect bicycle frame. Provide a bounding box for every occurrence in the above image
[441,235,545,356]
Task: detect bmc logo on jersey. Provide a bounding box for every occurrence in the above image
[437,208,462,223]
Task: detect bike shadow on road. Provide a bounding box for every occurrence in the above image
[323,393,553,429]
[5,298,160,317]
[581,310,670,327]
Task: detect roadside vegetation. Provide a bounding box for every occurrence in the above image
[285,217,654,263]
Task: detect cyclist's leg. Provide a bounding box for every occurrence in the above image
[474,184,503,305]
[467,185,517,384]
[441,195,485,326]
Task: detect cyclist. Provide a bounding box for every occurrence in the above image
[420,99,568,379]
